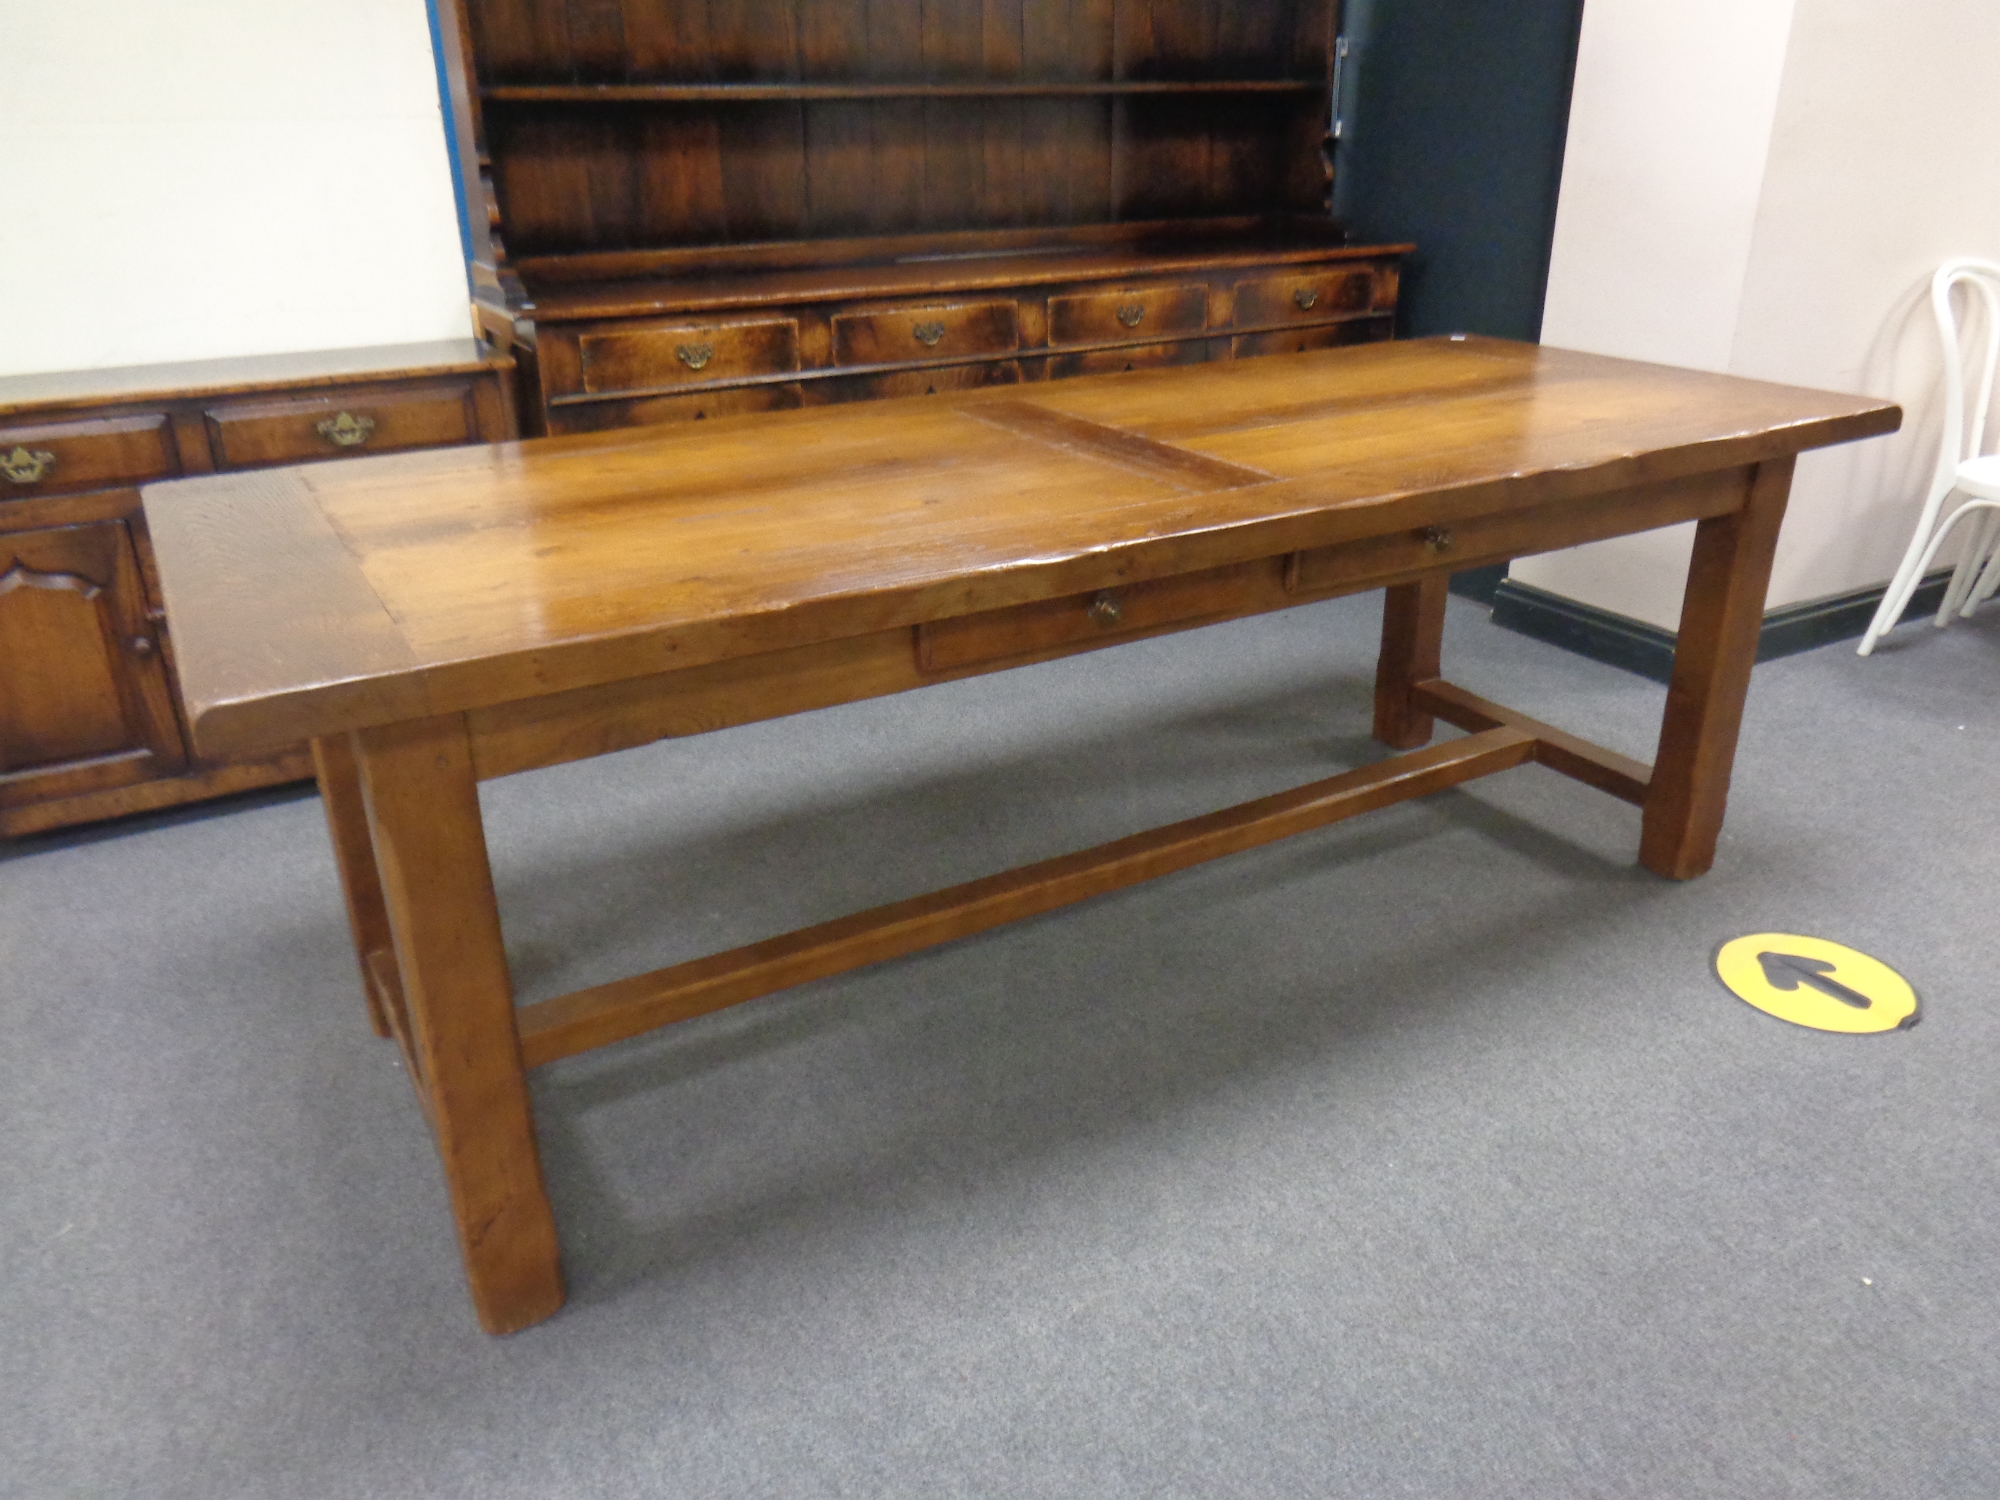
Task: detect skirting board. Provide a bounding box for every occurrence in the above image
[1485,568,1960,684]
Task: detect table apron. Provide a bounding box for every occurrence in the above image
[467,464,1751,783]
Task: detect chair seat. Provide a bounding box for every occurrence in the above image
[1958,453,2000,500]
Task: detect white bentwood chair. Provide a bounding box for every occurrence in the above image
[1858,257,2000,656]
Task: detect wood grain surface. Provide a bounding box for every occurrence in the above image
[144,337,1898,761]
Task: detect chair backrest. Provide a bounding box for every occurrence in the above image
[1934,257,2000,472]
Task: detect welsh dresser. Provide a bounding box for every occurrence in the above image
[439,0,1412,434]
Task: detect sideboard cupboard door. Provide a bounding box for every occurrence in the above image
[0,520,186,808]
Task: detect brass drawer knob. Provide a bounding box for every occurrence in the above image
[1116,302,1146,328]
[315,412,377,448]
[2,446,56,484]
[912,321,947,348]
[676,343,714,371]
[1087,591,1123,627]
[1423,525,1455,554]
[1294,287,1320,311]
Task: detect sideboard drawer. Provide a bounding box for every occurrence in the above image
[1046,284,1208,348]
[833,300,1020,367]
[204,384,478,469]
[0,414,177,499]
[1233,267,1378,327]
[578,318,801,396]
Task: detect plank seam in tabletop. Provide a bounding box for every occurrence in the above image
[961,401,1277,493]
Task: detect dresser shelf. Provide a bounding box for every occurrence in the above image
[483,79,1325,102]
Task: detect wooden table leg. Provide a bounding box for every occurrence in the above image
[312,733,394,1039]
[1374,573,1450,749]
[1640,457,1795,880]
[354,712,565,1334]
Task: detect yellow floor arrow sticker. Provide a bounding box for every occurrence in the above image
[1714,933,1918,1033]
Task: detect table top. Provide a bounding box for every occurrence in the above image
[143,337,1898,759]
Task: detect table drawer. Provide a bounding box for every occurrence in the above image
[0,414,177,499]
[1047,284,1208,348]
[1232,319,1392,359]
[1233,266,1379,327]
[205,384,480,469]
[918,560,1271,673]
[833,300,1019,367]
[578,318,801,396]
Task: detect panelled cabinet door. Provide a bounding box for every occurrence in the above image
[0,520,187,808]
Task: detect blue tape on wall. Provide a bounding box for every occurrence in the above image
[424,0,474,279]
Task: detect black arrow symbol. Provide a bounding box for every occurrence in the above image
[1757,951,1872,1009]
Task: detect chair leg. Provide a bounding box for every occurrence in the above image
[1966,540,2000,610]
[1924,500,2000,626]
[1859,470,1961,655]
[1936,512,1991,623]
[1954,508,2000,614]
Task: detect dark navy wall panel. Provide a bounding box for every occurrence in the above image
[1335,0,1587,340]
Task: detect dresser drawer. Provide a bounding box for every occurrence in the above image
[1046,340,1211,379]
[577,318,801,397]
[0,414,177,499]
[1046,284,1208,348]
[545,382,803,436]
[1233,266,1379,327]
[821,362,1021,404]
[204,384,479,469]
[1232,318,1393,359]
[832,300,1019,367]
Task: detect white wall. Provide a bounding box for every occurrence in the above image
[0,0,474,377]
[1514,0,2000,629]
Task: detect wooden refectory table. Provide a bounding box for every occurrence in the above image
[142,337,1898,1333]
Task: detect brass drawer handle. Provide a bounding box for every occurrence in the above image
[2,446,57,484]
[676,342,714,371]
[315,412,377,448]
[1116,302,1146,328]
[1087,591,1123,627]
[912,321,947,348]
[1294,287,1320,311]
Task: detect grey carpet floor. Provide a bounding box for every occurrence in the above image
[3,591,1996,1499]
